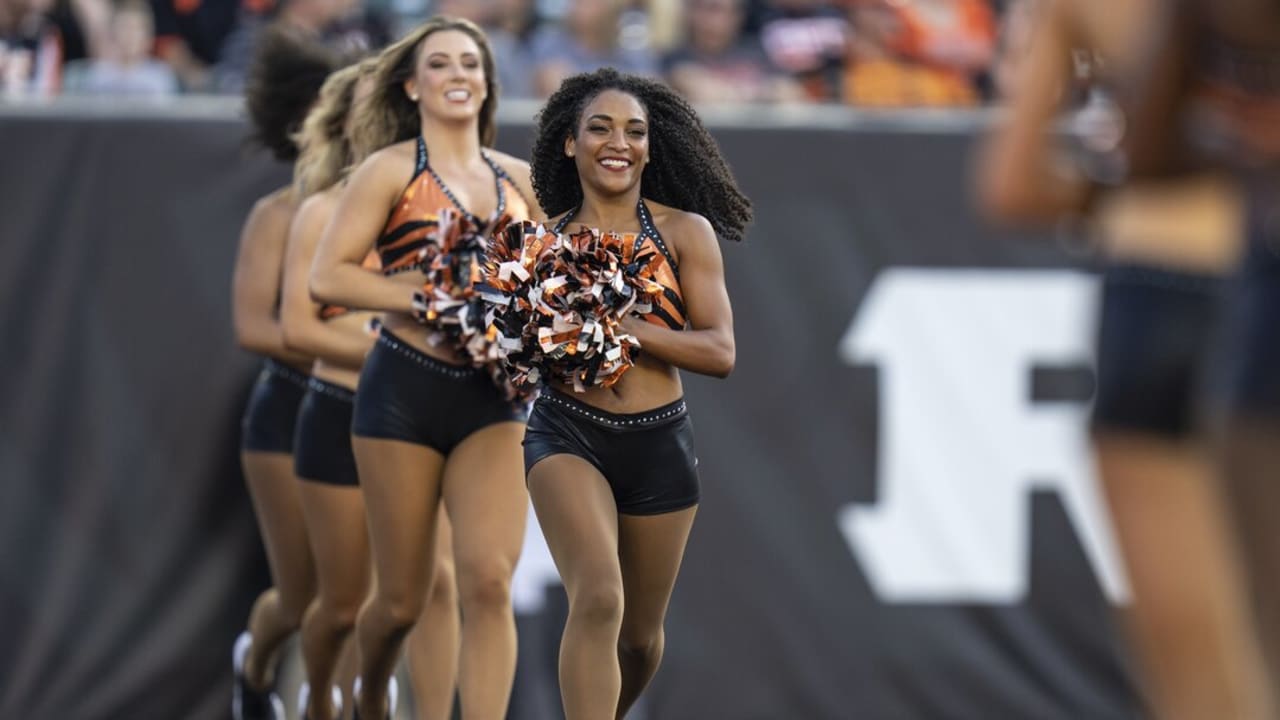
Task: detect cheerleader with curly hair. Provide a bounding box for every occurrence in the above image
[521,67,751,720]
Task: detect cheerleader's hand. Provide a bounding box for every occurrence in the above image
[619,314,650,346]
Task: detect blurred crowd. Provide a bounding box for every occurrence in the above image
[0,0,1025,105]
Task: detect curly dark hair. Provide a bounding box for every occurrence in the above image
[530,68,752,242]
[244,25,342,162]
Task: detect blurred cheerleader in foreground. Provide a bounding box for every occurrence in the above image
[1122,0,1280,710]
[978,0,1273,717]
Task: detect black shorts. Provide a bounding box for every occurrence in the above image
[351,328,527,454]
[1213,184,1280,423]
[1091,264,1222,438]
[241,358,309,453]
[294,378,359,486]
[523,388,699,516]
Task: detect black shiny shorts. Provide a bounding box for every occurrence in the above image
[523,388,699,516]
[1091,264,1222,438]
[294,378,359,486]
[352,328,527,454]
[1213,186,1280,422]
[241,358,309,453]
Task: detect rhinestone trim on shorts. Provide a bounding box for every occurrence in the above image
[539,391,687,429]
[307,377,355,403]
[378,331,481,380]
[264,358,309,389]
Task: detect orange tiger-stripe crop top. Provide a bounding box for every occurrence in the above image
[552,200,686,331]
[377,135,531,275]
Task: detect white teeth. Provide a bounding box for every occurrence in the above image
[600,159,630,168]
[445,90,470,101]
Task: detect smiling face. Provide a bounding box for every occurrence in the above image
[565,88,650,197]
[403,29,488,125]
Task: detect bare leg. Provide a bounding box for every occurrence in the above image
[334,631,359,720]
[1096,432,1273,720]
[242,451,317,689]
[614,507,697,720]
[1217,417,1280,705]
[297,482,369,720]
[528,455,623,720]
[352,437,446,720]
[406,509,461,720]
[441,422,527,720]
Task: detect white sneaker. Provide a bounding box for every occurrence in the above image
[297,682,343,720]
[231,632,285,720]
[352,675,398,720]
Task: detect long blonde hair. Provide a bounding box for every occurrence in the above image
[349,16,499,163]
[293,59,378,197]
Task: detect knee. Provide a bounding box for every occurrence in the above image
[569,582,624,629]
[375,588,426,630]
[429,561,457,608]
[458,563,512,614]
[312,595,363,634]
[618,626,664,662]
[274,587,316,629]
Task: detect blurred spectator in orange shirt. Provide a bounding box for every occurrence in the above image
[843,0,996,107]
[990,0,1034,99]
[663,0,803,103]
